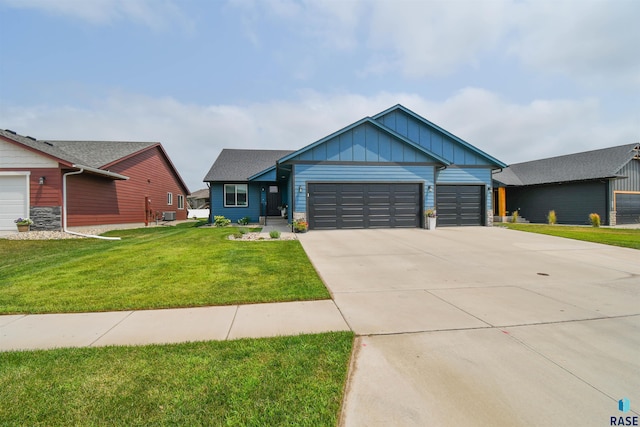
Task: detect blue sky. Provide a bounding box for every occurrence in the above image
[1,0,638,192]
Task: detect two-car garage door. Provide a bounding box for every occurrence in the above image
[307,182,484,229]
[308,183,421,229]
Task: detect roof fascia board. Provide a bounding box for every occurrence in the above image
[277,117,451,166]
[373,104,507,168]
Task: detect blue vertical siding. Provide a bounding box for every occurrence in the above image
[287,122,445,164]
[375,110,491,166]
[293,164,435,214]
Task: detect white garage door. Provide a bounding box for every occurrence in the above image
[0,174,29,231]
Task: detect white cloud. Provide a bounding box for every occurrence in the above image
[2,90,635,191]
[366,0,509,77]
[229,0,363,50]
[0,0,194,32]
[508,0,640,89]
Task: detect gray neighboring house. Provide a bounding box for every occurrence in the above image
[493,143,640,225]
[187,188,210,209]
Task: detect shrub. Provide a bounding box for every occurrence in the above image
[269,230,281,239]
[510,210,519,223]
[213,216,231,227]
[547,210,557,225]
[238,228,248,235]
[237,216,250,225]
[589,213,601,227]
[293,219,308,233]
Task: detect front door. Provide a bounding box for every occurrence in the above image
[266,185,282,216]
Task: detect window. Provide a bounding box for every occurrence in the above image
[177,194,184,209]
[167,192,173,205]
[224,184,248,207]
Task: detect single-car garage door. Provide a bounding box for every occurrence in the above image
[0,174,29,231]
[308,182,421,230]
[616,193,640,225]
[436,185,483,227]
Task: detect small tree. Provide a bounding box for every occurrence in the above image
[589,213,601,227]
[547,210,557,225]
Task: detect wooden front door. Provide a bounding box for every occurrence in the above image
[266,185,281,216]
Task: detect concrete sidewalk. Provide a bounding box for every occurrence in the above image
[0,300,350,352]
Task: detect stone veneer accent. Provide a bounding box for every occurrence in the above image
[30,206,62,231]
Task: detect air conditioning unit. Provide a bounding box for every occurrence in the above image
[163,211,176,221]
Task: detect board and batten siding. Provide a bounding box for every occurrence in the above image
[375,109,492,166]
[611,158,640,193]
[291,122,437,163]
[293,164,435,214]
[436,167,493,220]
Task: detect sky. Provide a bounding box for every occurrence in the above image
[1,0,638,193]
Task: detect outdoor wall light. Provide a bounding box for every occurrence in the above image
[298,186,303,192]
[39,176,45,185]
[428,185,433,192]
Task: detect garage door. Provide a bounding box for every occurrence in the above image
[436,185,483,227]
[308,183,421,230]
[0,174,29,231]
[616,193,640,225]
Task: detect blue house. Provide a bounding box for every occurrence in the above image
[203,105,506,229]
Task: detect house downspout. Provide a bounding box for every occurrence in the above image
[62,169,121,241]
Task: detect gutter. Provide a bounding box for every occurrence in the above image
[62,168,122,240]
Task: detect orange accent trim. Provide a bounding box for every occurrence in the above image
[498,187,506,217]
[613,190,640,210]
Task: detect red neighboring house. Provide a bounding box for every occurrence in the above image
[0,129,190,231]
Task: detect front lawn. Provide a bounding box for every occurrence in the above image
[0,222,330,314]
[498,223,640,249]
[0,332,354,426]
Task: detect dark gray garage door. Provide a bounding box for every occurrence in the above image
[616,193,640,225]
[436,185,483,226]
[308,183,421,230]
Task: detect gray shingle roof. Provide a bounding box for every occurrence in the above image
[0,129,156,168]
[47,140,157,168]
[493,143,640,186]
[204,149,295,182]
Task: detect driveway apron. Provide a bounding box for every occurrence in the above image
[298,227,640,426]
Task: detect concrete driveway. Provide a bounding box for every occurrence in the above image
[298,227,640,426]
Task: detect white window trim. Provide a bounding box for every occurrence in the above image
[224,184,249,207]
[167,192,173,206]
[177,194,184,210]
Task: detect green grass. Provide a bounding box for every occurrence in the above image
[0,332,354,426]
[0,222,330,314]
[498,223,640,249]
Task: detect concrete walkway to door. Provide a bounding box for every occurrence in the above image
[298,227,640,426]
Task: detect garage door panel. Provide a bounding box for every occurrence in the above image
[436,185,483,227]
[616,194,640,225]
[0,175,29,230]
[308,182,421,230]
